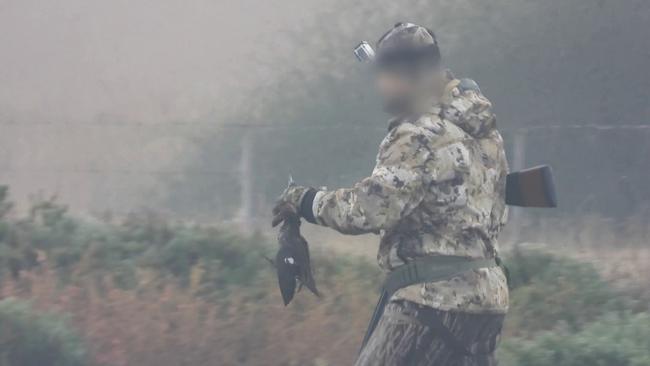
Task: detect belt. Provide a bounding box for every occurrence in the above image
[360,256,498,352]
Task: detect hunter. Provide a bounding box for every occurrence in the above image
[273,22,509,366]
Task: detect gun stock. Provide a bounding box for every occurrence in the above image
[506,165,557,208]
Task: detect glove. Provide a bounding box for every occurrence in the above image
[271,185,318,226]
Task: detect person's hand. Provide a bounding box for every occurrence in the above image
[271,185,309,227]
[271,200,299,227]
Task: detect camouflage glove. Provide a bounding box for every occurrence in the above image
[272,185,318,226]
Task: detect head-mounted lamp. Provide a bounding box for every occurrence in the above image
[353,41,375,63]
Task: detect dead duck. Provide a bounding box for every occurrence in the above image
[270,201,320,305]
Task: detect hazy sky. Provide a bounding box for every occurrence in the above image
[0,0,331,124]
[0,0,335,212]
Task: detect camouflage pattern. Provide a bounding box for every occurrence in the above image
[356,300,504,366]
[276,185,308,211]
[311,75,510,313]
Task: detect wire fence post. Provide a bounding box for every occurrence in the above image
[238,132,254,232]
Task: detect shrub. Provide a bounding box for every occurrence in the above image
[1,261,376,366]
[503,246,622,336]
[0,298,88,366]
[0,190,278,296]
[0,188,381,306]
[501,312,650,366]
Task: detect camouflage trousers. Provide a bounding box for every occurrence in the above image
[355,301,505,366]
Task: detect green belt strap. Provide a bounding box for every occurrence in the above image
[383,256,497,296]
[360,256,498,352]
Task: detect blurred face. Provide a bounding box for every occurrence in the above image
[376,69,418,115]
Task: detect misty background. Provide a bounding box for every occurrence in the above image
[1,0,648,224]
[0,1,649,365]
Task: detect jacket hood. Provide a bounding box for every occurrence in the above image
[439,78,496,138]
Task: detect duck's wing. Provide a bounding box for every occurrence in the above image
[295,235,320,297]
[275,244,298,306]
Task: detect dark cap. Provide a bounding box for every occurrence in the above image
[376,23,440,68]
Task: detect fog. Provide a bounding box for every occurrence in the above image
[0,0,336,123]
[0,0,648,221]
[0,0,333,212]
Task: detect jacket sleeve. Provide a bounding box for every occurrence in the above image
[309,123,431,235]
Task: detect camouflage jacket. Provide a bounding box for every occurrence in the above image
[310,77,509,313]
